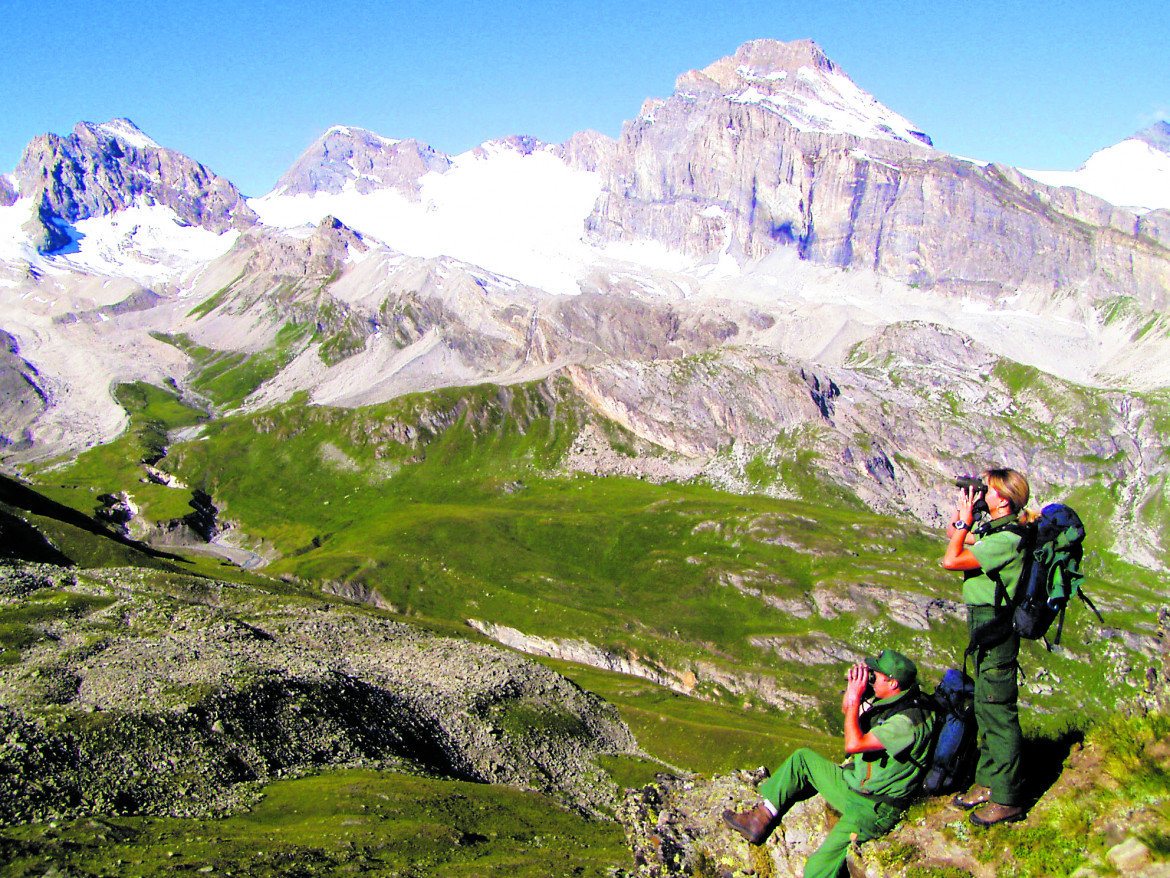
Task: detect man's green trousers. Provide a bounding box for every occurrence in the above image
[757,748,903,878]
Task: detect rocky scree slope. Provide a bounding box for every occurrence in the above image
[0,330,47,452]
[0,561,640,824]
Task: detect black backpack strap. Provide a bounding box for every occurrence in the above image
[1046,604,1068,648]
[1079,590,1105,623]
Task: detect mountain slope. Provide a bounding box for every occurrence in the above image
[0,40,1169,549]
[584,43,1170,309]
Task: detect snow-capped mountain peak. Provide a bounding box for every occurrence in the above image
[1020,121,1170,213]
[80,118,161,150]
[683,39,933,147]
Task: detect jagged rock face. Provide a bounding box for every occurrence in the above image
[684,39,931,146]
[0,175,16,207]
[1135,120,1170,153]
[586,40,1170,308]
[236,214,368,283]
[554,129,618,173]
[14,118,256,247]
[586,39,934,262]
[273,126,453,198]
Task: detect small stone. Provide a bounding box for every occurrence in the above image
[1106,837,1152,872]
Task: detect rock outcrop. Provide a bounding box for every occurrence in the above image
[271,126,453,198]
[14,118,256,252]
[585,40,1170,307]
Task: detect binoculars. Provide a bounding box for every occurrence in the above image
[954,475,989,514]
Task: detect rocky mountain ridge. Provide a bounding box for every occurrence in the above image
[13,118,255,253]
[583,42,1170,303]
[272,127,453,198]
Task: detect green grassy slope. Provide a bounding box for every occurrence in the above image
[0,769,633,877]
[24,378,1164,751]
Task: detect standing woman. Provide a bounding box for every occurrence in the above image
[942,467,1037,827]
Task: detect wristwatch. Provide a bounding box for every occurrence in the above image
[952,520,970,531]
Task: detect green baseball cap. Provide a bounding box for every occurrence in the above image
[865,649,918,688]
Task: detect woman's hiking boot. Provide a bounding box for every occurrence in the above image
[950,784,992,811]
[722,802,779,845]
[970,801,1025,827]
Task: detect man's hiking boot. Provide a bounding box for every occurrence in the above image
[970,801,1025,827]
[950,784,992,811]
[722,803,779,845]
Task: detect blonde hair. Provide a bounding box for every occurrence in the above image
[983,467,1040,525]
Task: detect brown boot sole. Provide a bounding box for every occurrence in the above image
[970,808,1026,827]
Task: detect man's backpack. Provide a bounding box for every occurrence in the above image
[920,669,978,796]
[971,503,1103,650]
[867,671,977,800]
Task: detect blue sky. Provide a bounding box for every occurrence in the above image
[5,0,1167,197]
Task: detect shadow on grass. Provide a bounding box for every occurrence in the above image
[0,473,189,567]
[1021,727,1085,805]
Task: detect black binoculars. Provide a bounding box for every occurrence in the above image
[954,475,989,514]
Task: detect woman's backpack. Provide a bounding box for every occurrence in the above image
[970,503,1103,651]
[1011,503,1100,644]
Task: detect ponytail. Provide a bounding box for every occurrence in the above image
[1017,507,1041,526]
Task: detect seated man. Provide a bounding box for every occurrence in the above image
[723,649,932,878]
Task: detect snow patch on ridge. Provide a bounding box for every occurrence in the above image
[96,119,160,150]
[2,196,238,282]
[252,147,604,295]
[728,65,930,146]
[325,125,402,147]
[0,198,38,263]
[1020,139,1170,212]
[46,202,238,283]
